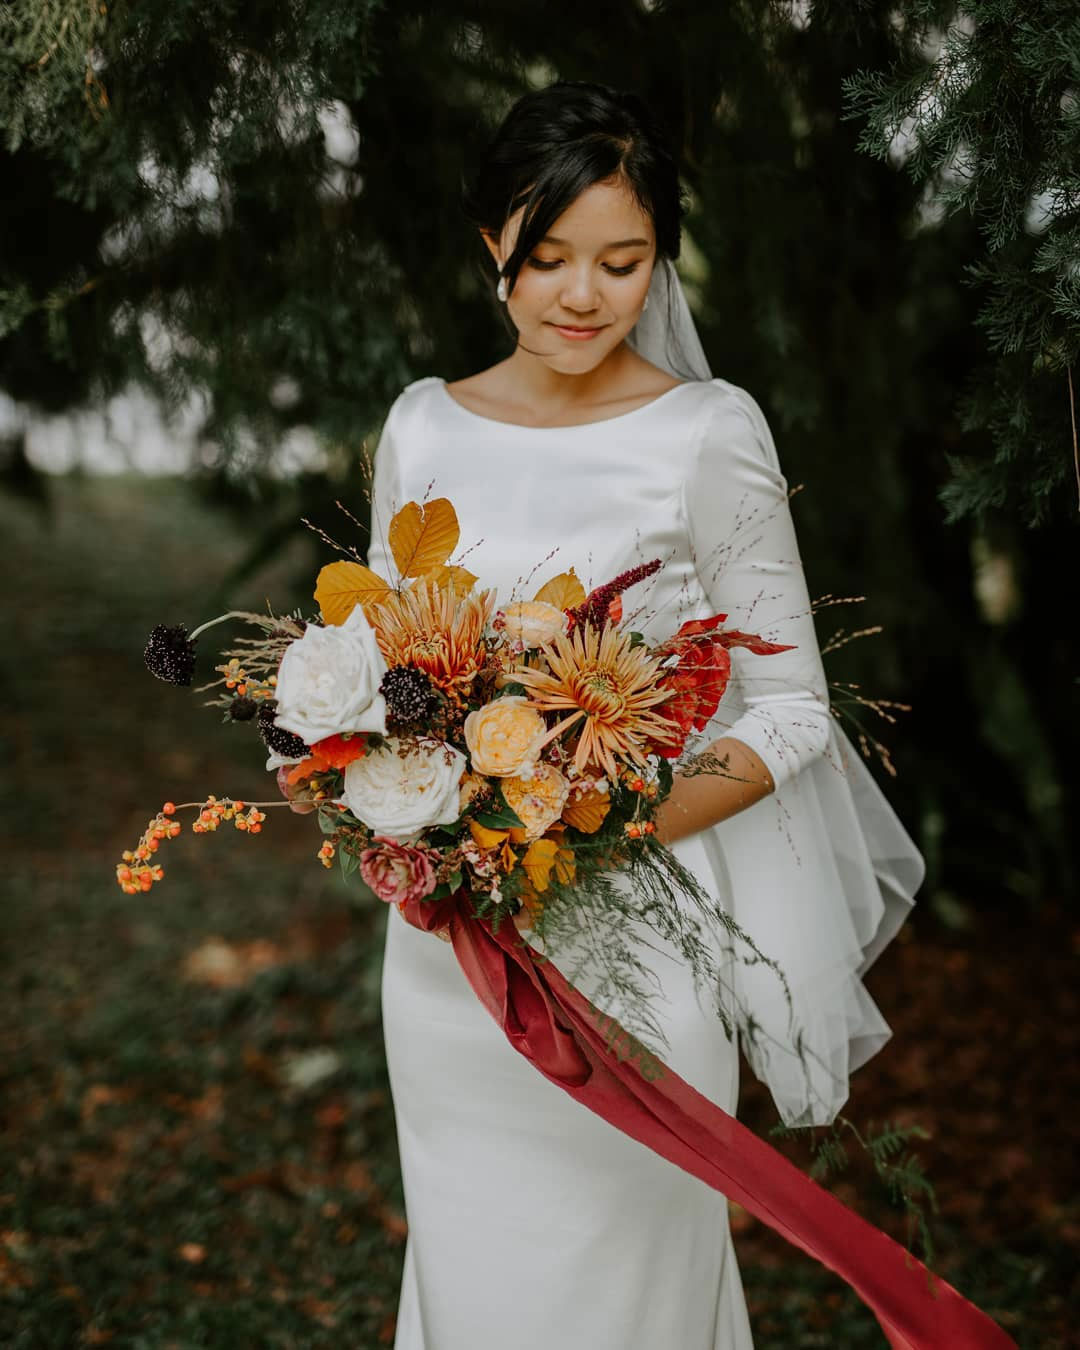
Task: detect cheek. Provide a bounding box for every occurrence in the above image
[509,269,558,316]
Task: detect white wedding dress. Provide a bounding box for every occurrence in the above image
[366,372,923,1350]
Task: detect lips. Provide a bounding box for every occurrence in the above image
[548,322,608,341]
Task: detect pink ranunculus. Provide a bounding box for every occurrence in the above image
[358,837,439,906]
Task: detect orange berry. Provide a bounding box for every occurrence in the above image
[642,820,656,835]
[236,684,247,696]
[630,777,645,792]
[162,802,176,816]
[249,823,262,834]
[235,819,248,831]
[117,866,132,882]
[233,801,245,811]
[625,823,641,839]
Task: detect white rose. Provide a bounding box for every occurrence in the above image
[273,605,388,745]
[342,736,467,841]
[265,749,307,773]
[501,600,568,649]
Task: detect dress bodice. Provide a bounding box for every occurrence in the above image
[365,373,832,795]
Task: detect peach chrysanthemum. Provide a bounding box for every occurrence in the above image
[368,577,497,706]
[512,622,683,778]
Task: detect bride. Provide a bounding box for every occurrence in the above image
[362,79,926,1350]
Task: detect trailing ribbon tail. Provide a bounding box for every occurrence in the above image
[397,890,1016,1350]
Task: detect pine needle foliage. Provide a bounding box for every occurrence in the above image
[841,0,1080,527]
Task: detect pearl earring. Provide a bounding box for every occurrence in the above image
[496,264,508,302]
[642,293,650,312]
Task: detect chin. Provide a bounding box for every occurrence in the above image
[534,327,627,373]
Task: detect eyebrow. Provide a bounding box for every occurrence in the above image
[539,235,651,249]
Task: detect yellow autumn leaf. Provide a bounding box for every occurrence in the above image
[521,838,560,893]
[533,568,586,610]
[389,498,459,578]
[499,839,518,873]
[562,787,611,834]
[552,840,576,885]
[506,825,528,847]
[315,561,395,626]
[469,820,508,850]
[420,563,478,598]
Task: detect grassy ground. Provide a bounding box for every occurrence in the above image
[1,477,1075,1347]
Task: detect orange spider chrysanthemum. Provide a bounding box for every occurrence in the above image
[368,576,497,705]
[512,621,684,778]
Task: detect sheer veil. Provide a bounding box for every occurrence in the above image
[628,257,926,1127]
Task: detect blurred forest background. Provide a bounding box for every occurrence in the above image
[1,0,1077,1345]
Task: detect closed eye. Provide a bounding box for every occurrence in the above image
[526,258,641,277]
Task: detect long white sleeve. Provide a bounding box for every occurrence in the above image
[682,384,831,793]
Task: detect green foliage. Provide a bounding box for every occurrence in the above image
[771,1115,938,1265]
[841,0,1080,529]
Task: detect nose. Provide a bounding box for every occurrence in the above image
[559,264,601,313]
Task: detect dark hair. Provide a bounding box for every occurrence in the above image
[461,80,688,309]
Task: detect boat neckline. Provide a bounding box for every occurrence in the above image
[434,375,700,431]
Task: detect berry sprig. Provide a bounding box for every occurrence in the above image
[218,657,279,703]
[115,796,282,893]
[619,765,659,839]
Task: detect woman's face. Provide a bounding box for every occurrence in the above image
[482,176,656,374]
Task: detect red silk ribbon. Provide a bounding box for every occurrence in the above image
[396,889,1015,1349]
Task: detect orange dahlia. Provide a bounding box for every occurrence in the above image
[368,576,496,705]
[512,621,684,778]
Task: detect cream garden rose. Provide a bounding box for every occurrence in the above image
[274,604,388,745]
[463,695,549,778]
[500,600,567,649]
[342,736,466,841]
[501,762,570,841]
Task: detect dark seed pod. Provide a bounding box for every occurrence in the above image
[229,695,258,721]
[380,665,438,724]
[257,702,310,759]
[144,624,198,685]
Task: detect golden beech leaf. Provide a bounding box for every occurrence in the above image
[533,568,586,609]
[561,788,611,834]
[315,561,395,626]
[389,498,459,578]
[422,563,478,598]
[499,839,519,873]
[469,820,508,850]
[521,838,560,893]
[553,842,576,885]
[506,825,528,847]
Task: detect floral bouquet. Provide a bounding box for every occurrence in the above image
[120,494,1015,1349]
[128,492,793,1049]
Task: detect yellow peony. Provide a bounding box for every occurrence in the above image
[464,696,550,778]
[501,763,570,842]
[501,600,567,649]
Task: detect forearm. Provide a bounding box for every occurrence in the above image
[654,736,775,846]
